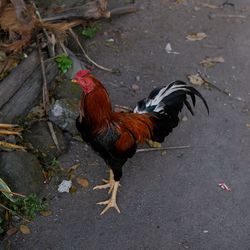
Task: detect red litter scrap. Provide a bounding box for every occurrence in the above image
[218,182,231,192]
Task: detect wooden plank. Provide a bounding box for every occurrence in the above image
[0,50,40,109]
[42,3,137,22]
[0,60,58,123]
[42,1,107,22]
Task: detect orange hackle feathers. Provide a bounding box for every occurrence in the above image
[113,113,154,153]
[79,75,112,134]
[78,73,155,150]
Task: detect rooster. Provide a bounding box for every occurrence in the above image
[72,70,209,215]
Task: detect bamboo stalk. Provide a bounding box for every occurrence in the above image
[0,124,19,129]
[0,130,21,136]
[0,141,26,150]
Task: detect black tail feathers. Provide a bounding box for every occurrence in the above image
[134,80,209,142]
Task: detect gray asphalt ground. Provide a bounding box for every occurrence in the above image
[9,0,250,249]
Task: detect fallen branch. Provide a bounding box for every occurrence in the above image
[32,2,56,57]
[69,28,117,73]
[0,203,31,223]
[196,71,230,96]
[137,145,191,153]
[47,121,61,152]
[37,35,50,115]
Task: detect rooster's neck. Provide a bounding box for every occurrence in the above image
[81,84,112,134]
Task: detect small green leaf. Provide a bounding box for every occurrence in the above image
[82,23,101,39]
[55,54,73,74]
[0,178,15,202]
[10,194,47,220]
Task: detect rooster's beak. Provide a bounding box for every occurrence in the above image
[71,79,78,83]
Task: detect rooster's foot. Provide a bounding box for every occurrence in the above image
[97,181,120,215]
[93,169,115,193]
[93,181,115,192]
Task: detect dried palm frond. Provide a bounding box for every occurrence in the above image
[0,123,25,151]
[0,0,7,13]
[0,4,84,53]
[0,4,40,52]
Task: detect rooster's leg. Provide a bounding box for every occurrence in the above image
[93,169,115,193]
[97,181,120,215]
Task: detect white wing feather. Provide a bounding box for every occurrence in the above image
[134,84,189,114]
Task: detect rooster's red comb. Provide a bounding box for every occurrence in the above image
[75,70,90,79]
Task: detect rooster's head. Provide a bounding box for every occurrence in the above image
[72,70,95,94]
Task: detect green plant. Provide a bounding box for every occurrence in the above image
[51,158,60,168]
[10,194,47,220]
[55,54,73,74]
[82,23,101,39]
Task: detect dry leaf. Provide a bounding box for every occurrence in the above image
[20,225,31,235]
[175,0,186,4]
[76,177,89,188]
[165,43,180,54]
[202,3,219,9]
[187,74,205,86]
[72,135,84,142]
[246,123,250,128]
[6,227,18,236]
[68,173,76,181]
[186,32,207,41]
[146,140,162,148]
[27,105,45,120]
[200,56,225,68]
[161,150,167,156]
[67,163,80,173]
[40,210,52,217]
[69,185,77,193]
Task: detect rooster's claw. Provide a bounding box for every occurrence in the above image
[97,199,120,215]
